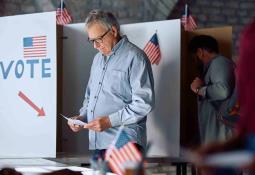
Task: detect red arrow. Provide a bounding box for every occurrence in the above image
[18,91,46,117]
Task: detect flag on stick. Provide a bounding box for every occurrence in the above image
[56,0,72,25]
[143,33,161,65]
[181,4,197,31]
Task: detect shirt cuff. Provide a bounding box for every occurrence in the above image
[109,111,122,127]
[79,111,86,118]
[78,111,87,121]
[199,86,207,98]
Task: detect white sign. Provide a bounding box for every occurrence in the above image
[0,12,57,158]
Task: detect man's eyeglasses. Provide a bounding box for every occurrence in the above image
[87,29,110,45]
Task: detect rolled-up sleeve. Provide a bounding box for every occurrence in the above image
[109,54,155,127]
[201,58,235,101]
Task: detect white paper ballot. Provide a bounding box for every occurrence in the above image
[59,114,87,126]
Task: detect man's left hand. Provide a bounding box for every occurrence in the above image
[84,116,112,132]
[191,77,204,94]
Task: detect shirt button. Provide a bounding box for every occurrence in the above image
[99,82,102,85]
[91,110,93,113]
[94,96,97,99]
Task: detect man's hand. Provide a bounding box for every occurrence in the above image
[84,116,112,132]
[191,77,204,94]
[67,115,84,132]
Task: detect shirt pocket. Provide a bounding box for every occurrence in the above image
[104,69,127,96]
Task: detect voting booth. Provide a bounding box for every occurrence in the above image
[0,12,232,158]
[180,27,232,147]
[0,12,58,158]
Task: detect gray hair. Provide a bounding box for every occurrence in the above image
[85,9,120,32]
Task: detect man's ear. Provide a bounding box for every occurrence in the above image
[111,26,118,37]
[197,48,203,55]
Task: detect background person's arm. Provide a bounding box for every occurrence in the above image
[199,58,235,101]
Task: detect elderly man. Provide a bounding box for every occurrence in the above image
[68,9,155,159]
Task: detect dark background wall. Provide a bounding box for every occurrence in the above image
[169,0,255,58]
[0,0,254,58]
[0,0,174,24]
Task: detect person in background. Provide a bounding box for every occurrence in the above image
[189,35,236,144]
[193,19,255,175]
[67,9,155,159]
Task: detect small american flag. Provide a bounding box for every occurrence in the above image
[181,4,197,31]
[56,0,72,25]
[143,33,161,65]
[23,36,47,58]
[105,127,142,175]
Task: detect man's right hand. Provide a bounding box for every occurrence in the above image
[67,115,84,132]
[191,77,204,94]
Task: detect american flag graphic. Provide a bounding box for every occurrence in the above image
[181,4,197,31]
[23,36,47,58]
[105,127,142,175]
[143,33,161,65]
[56,1,72,25]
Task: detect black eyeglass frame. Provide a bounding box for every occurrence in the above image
[87,29,111,45]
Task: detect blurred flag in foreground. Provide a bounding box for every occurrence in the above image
[105,127,142,175]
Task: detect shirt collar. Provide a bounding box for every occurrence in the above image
[101,35,128,57]
[203,55,219,73]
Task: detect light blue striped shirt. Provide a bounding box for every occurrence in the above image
[79,36,155,150]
